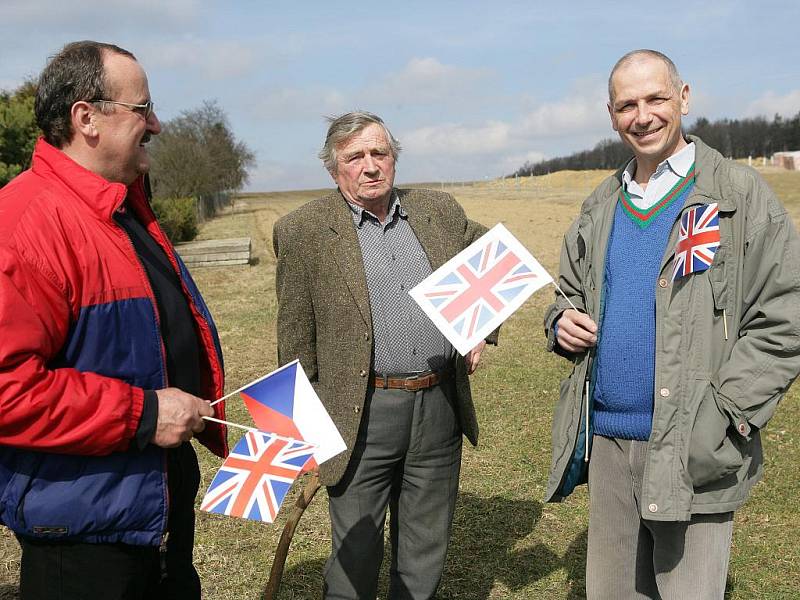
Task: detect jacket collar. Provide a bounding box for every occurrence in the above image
[30,137,146,220]
[685,135,736,212]
[585,135,734,219]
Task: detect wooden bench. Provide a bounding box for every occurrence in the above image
[175,237,251,267]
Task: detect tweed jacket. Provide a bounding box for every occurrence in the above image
[273,187,490,486]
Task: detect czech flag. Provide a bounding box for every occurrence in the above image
[239,360,346,468]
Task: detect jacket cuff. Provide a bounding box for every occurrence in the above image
[716,389,752,439]
[134,390,159,450]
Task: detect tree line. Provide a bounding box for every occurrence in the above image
[0,83,254,241]
[511,112,800,178]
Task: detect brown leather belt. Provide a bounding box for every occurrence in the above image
[370,370,444,391]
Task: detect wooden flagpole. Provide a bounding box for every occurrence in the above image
[262,472,322,600]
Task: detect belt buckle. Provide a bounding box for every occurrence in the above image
[404,371,425,391]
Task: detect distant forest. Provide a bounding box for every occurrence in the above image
[511,112,800,177]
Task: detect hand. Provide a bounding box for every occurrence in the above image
[556,309,598,353]
[465,340,486,375]
[152,388,214,448]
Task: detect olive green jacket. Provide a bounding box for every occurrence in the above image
[274,188,491,486]
[543,137,800,520]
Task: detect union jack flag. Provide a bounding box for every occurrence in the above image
[200,431,315,523]
[672,203,721,281]
[410,224,552,355]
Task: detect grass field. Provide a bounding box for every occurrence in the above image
[1,168,799,599]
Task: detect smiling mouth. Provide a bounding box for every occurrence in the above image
[632,127,663,139]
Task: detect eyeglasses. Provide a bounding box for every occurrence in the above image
[88,99,155,119]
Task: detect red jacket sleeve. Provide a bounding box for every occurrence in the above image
[0,248,143,455]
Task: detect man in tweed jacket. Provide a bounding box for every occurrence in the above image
[273,111,494,599]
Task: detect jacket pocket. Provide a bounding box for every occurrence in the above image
[0,450,43,532]
[687,383,743,487]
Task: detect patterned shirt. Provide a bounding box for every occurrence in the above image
[347,193,453,373]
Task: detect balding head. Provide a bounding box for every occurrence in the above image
[35,41,136,148]
[608,49,683,104]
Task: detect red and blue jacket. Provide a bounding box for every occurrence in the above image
[0,139,228,546]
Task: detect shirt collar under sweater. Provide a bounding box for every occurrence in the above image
[622,142,695,211]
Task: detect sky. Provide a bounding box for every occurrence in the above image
[3,1,799,192]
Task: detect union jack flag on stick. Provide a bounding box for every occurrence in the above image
[411,223,572,355]
[200,430,316,523]
[672,203,721,281]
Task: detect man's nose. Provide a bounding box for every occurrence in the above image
[635,102,652,127]
[147,111,162,135]
[362,154,378,173]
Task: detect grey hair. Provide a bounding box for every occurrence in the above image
[318,111,401,173]
[608,49,683,103]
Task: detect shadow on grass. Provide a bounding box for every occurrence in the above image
[274,492,589,599]
[439,493,585,599]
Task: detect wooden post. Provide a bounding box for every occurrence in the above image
[263,472,322,600]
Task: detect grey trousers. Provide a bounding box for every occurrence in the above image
[324,383,462,600]
[586,435,734,600]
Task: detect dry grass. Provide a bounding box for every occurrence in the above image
[1,168,799,599]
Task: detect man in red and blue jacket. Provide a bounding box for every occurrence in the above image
[0,41,227,599]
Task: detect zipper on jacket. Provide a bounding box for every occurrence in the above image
[159,531,170,581]
[133,188,228,456]
[584,379,590,462]
[113,213,172,547]
[553,354,593,495]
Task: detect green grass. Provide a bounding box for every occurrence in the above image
[1,169,799,599]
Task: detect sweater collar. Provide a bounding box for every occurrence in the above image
[30,137,145,220]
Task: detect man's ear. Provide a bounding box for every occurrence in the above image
[607,102,618,132]
[679,83,690,116]
[71,101,99,140]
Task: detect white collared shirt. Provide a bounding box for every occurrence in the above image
[622,142,696,210]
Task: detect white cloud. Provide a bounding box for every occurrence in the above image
[245,159,330,193]
[247,86,349,121]
[400,78,609,159]
[364,57,492,106]
[499,150,547,173]
[519,78,608,138]
[140,39,260,80]
[746,90,800,118]
[402,121,512,155]
[244,56,492,122]
[3,0,201,27]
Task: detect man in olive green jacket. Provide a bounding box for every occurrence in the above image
[544,50,800,598]
[274,112,493,599]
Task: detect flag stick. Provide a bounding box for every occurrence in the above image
[202,415,258,433]
[201,416,315,449]
[552,282,579,311]
[263,471,322,600]
[209,360,299,407]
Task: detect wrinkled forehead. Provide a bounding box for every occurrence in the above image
[337,123,391,155]
[102,51,149,97]
[610,57,673,100]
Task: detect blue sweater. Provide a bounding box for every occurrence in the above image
[593,182,694,440]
